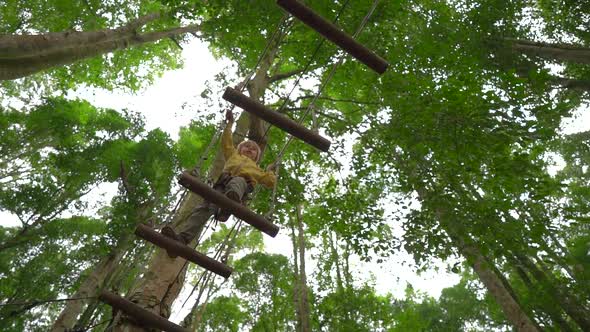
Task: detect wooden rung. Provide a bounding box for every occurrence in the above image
[277,0,389,74]
[98,290,189,332]
[222,87,331,152]
[178,172,280,237]
[135,224,232,278]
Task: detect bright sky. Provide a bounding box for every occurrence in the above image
[2,35,589,321]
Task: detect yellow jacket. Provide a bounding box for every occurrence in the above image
[221,121,276,188]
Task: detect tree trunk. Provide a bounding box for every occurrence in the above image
[506,38,590,65]
[290,222,302,332]
[517,253,590,331]
[453,236,539,332]
[343,242,352,289]
[0,13,201,80]
[409,175,539,332]
[296,205,312,332]
[246,16,290,150]
[328,231,343,292]
[513,262,574,332]
[50,234,133,332]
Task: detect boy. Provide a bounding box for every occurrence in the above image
[162,110,276,249]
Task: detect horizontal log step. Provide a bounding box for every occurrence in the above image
[222,87,331,152]
[135,224,232,278]
[178,172,280,237]
[277,0,389,74]
[98,290,189,332]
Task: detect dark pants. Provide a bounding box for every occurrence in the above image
[177,175,251,242]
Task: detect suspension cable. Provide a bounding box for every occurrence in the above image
[164,13,291,228]
[181,218,242,309]
[260,0,353,143]
[264,0,380,221]
[274,0,381,163]
[176,30,288,288]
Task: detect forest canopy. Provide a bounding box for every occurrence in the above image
[1,0,589,331]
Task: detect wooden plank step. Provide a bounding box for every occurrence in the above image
[277,0,389,74]
[135,224,232,278]
[222,87,331,152]
[98,290,189,332]
[178,172,280,237]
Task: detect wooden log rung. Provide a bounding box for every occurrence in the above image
[98,290,189,332]
[277,0,389,74]
[222,87,331,152]
[134,224,232,278]
[178,172,280,237]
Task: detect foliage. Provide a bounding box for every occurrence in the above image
[2,0,590,331]
[0,0,186,95]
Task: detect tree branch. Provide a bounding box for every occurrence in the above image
[123,12,162,33]
[133,24,202,45]
[294,95,381,106]
[119,161,132,196]
[0,12,162,60]
[286,107,347,123]
[267,68,306,84]
[549,75,590,92]
[503,37,590,51]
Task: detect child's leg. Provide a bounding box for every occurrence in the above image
[224,176,249,201]
[176,203,216,243]
[215,176,250,222]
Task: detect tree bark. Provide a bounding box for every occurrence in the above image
[0,13,201,81]
[406,170,540,332]
[550,75,590,92]
[51,235,133,332]
[452,234,539,332]
[290,222,302,332]
[0,13,161,59]
[513,262,574,332]
[517,253,590,331]
[296,205,312,332]
[506,38,590,65]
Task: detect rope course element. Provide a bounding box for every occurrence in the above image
[223,0,355,154]
[178,172,279,237]
[216,12,292,135]
[135,224,232,278]
[94,1,387,329]
[222,87,331,152]
[99,291,189,332]
[152,11,297,307]
[262,0,382,221]
[264,0,353,131]
[274,0,382,163]
[181,219,243,310]
[164,13,290,228]
[277,0,389,74]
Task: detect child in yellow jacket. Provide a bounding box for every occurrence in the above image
[162,111,276,248]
